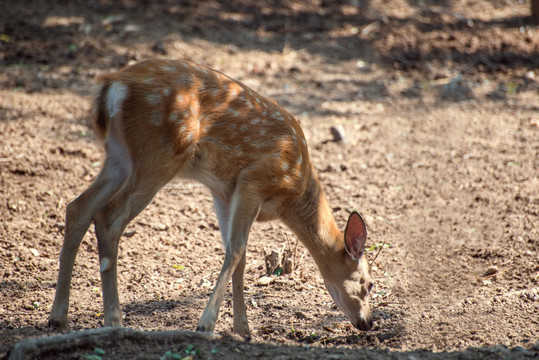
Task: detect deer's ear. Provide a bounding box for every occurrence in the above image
[344,212,367,260]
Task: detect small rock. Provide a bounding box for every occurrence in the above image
[442,75,473,102]
[123,24,141,33]
[521,289,539,301]
[152,223,168,231]
[360,21,381,37]
[294,311,307,319]
[330,125,346,143]
[355,59,370,72]
[199,278,212,288]
[321,164,334,173]
[101,15,125,26]
[257,276,275,286]
[482,265,498,277]
[152,41,167,55]
[122,230,137,238]
[53,222,65,230]
[356,59,366,68]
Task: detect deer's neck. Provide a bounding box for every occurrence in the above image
[281,167,344,273]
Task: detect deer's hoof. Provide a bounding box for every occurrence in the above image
[48,318,67,330]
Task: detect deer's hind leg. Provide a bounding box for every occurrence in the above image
[92,146,185,326]
[49,152,130,329]
[92,179,162,326]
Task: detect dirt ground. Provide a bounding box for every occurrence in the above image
[1,0,538,359]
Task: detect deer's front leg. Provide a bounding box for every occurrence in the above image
[197,183,260,335]
[211,192,251,337]
[232,251,250,338]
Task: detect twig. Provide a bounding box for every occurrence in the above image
[299,250,308,263]
[369,241,386,269]
[374,301,404,306]
[284,232,299,270]
[8,327,221,360]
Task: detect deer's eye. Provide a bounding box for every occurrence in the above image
[368,282,375,293]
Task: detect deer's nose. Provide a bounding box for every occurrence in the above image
[354,313,374,331]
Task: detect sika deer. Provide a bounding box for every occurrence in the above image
[48,59,374,337]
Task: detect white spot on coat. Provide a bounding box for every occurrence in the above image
[272,111,284,121]
[150,111,162,125]
[178,74,192,86]
[146,93,161,106]
[169,112,180,124]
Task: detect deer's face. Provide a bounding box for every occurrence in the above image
[325,253,374,331]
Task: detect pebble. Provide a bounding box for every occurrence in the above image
[53,222,65,230]
[122,230,137,238]
[330,125,346,143]
[482,265,498,277]
[257,275,275,286]
[199,278,212,288]
[442,74,473,101]
[151,223,169,231]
